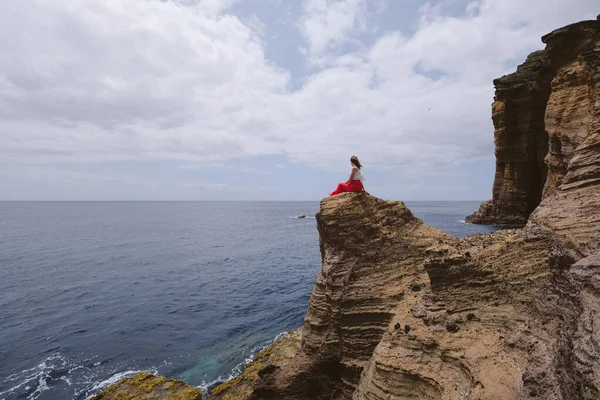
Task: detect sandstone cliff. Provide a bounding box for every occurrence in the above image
[526,17,600,261]
[466,50,553,226]
[541,19,600,199]
[209,191,599,400]
[468,17,599,226]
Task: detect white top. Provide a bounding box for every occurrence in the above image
[352,168,364,181]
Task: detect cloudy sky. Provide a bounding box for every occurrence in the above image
[1,0,597,201]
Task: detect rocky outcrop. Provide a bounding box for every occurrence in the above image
[209,190,600,399]
[210,193,456,399]
[91,372,202,400]
[466,50,553,226]
[210,329,302,400]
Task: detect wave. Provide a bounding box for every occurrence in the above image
[0,352,162,400]
[0,353,72,400]
[1,333,289,400]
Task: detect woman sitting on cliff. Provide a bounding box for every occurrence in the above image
[329,156,366,196]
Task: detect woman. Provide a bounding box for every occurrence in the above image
[329,156,366,196]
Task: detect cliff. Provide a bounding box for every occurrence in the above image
[95,17,600,400]
[209,191,600,399]
[466,50,553,226]
[467,17,599,226]
[527,17,600,261]
[541,19,600,199]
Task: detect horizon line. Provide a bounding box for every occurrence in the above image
[0,199,488,202]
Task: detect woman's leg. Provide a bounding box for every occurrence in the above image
[330,182,350,196]
[347,180,364,192]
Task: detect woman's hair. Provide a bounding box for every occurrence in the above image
[350,156,362,169]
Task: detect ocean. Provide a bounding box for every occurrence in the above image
[0,201,498,399]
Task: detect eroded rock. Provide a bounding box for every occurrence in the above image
[469,18,600,228]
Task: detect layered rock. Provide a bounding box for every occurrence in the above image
[527,18,600,258]
[211,193,456,399]
[298,194,454,398]
[467,50,553,226]
[541,19,600,198]
[355,228,570,399]
[469,17,600,227]
[212,191,600,399]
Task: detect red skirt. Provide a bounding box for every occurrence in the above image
[329,180,364,196]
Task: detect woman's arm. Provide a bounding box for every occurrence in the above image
[347,167,358,182]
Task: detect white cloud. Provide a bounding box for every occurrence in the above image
[299,0,367,61]
[0,0,598,199]
[0,0,289,165]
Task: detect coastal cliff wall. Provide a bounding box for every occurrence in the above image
[213,194,456,399]
[468,17,599,226]
[211,190,600,400]
[528,18,600,258]
[466,50,553,226]
[542,19,600,199]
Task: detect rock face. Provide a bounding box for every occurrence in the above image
[541,19,600,199]
[298,194,454,398]
[527,18,600,259]
[466,50,553,226]
[468,17,600,226]
[211,190,600,399]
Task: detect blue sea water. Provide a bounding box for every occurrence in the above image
[0,201,497,399]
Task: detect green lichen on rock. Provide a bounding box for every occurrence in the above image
[92,372,202,400]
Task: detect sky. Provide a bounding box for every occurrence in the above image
[0,0,597,201]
